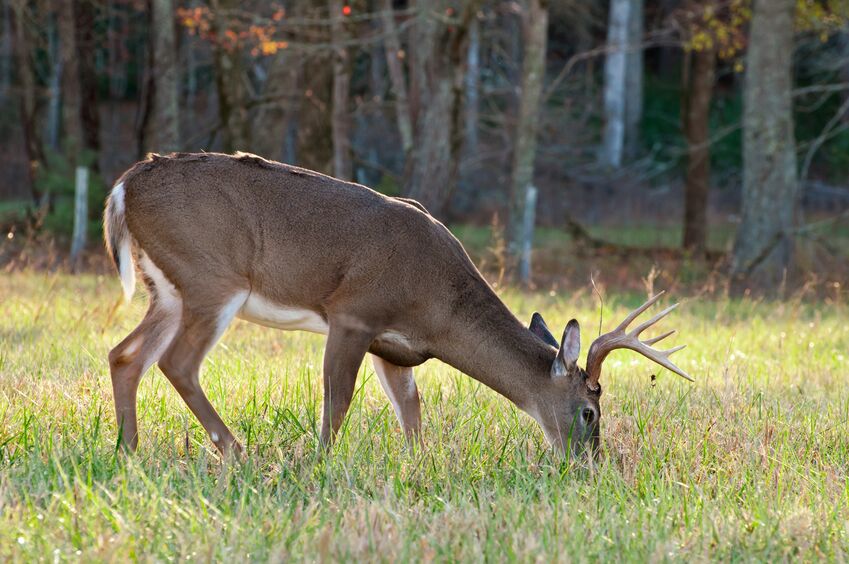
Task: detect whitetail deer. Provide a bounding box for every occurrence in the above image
[104,152,692,457]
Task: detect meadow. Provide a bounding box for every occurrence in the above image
[1,271,848,561]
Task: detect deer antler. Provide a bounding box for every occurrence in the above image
[585,291,692,391]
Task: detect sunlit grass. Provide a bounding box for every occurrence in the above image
[1,272,848,561]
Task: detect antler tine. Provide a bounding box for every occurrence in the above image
[630,341,693,382]
[630,303,678,337]
[586,291,693,389]
[642,329,675,346]
[611,291,665,333]
[663,344,687,355]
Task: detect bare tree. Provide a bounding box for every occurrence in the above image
[329,0,352,180]
[681,45,716,255]
[147,0,180,153]
[404,0,482,215]
[600,0,630,168]
[0,0,11,99]
[380,0,413,155]
[731,0,798,292]
[624,0,643,159]
[75,0,100,161]
[56,0,83,160]
[464,14,480,156]
[211,0,250,152]
[251,52,301,161]
[46,16,60,151]
[508,0,548,256]
[11,0,41,199]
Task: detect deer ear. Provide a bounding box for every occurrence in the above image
[529,312,559,347]
[552,319,581,378]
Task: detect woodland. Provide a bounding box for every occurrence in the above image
[2,0,848,292]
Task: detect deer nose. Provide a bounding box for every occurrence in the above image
[581,407,596,426]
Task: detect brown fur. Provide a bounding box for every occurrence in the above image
[105,152,602,456]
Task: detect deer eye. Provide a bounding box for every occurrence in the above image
[581,407,596,425]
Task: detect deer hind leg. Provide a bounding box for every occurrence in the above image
[108,298,181,451]
[372,355,422,443]
[158,292,247,457]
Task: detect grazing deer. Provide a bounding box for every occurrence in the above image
[104,152,692,457]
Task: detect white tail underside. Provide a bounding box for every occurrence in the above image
[109,182,136,302]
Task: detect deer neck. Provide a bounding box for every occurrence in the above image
[433,281,556,414]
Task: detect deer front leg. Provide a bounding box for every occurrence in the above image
[372,355,422,443]
[320,320,375,447]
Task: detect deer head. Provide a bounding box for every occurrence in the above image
[528,292,692,457]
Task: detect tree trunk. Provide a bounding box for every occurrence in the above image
[147,0,180,153]
[370,28,386,102]
[508,0,548,256]
[252,52,301,161]
[46,15,60,151]
[296,58,333,173]
[56,0,83,162]
[380,0,413,155]
[839,33,849,125]
[107,0,128,100]
[404,0,481,215]
[11,0,42,200]
[405,74,454,211]
[184,23,197,119]
[464,15,480,156]
[136,1,153,157]
[624,0,643,160]
[600,0,630,168]
[1,0,11,100]
[329,0,352,180]
[731,0,798,293]
[211,0,250,152]
[407,0,433,136]
[682,46,715,255]
[75,0,100,161]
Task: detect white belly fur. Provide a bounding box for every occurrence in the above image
[237,293,415,352]
[238,293,329,334]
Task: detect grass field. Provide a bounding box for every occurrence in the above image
[1,272,848,561]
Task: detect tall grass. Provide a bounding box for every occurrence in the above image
[1,272,847,561]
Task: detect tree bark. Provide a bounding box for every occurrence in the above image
[295,57,333,173]
[56,0,83,162]
[136,1,153,157]
[405,77,453,208]
[464,15,480,156]
[11,0,42,200]
[407,0,433,136]
[107,0,128,100]
[75,0,100,160]
[46,16,62,151]
[682,46,716,255]
[147,0,180,153]
[624,0,643,160]
[211,0,250,152]
[380,0,413,155]
[600,0,630,168]
[404,0,481,216]
[252,51,301,161]
[1,0,11,100]
[731,0,798,293]
[329,0,352,180]
[508,0,548,256]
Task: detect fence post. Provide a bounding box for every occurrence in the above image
[70,165,89,269]
[518,185,538,286]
